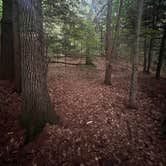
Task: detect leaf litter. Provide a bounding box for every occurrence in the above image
[0,58,166,166]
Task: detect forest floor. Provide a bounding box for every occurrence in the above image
[0,57,166,166]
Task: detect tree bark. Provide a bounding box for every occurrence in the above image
[143,37,148,72]
[112,0,124,58]
[129,0,144,108]
[0,0,14,80]
[13,0,21,93]
[19,0,59,143]
[146,38,153,73]
[146,2,158,74]
[104,0,113,85]
[156,26,166,79]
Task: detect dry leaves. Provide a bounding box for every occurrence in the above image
[0,58,166,166]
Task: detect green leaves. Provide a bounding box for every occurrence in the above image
[0,0,2,21]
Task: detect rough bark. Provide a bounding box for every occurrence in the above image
[129,0,144,108]
[156,27,166,79]
[104,0,113,85]
[0,0,14,80]
[19,0,59,143]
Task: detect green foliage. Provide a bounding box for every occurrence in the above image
[43,0,100,58]
[0,0,2,20]
[0,0,2,32]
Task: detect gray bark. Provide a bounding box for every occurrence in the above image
[129,0,144,107]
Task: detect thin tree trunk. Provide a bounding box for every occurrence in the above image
[0,0,14,80]
[13,0,21,93]
[156,27,166,79]
[143,37,148,72]
[146,38,153,73]
[100,24,103,56]
[104,0,113,85]
[19,0,59,143]
[146,1,158,74]
[129,0,144,108]
[112,0,123,58]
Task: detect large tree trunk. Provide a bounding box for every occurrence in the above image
[129,0,144,108]
[19,0,59,143]
[0,0,14,80]
[104,0,113,85]
[156,27,166,79]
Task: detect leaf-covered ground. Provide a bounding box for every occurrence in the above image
[0,58,166,166]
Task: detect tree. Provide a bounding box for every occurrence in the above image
[143,36,148,72]
[0,0,14,80]
[13,0,21,93]
[0,0,21,92]
[112,0,124,58]
[156,26,166,79]
[104,0,113,85]
[142,0,164,74]
[129,0,144,107]
[19,0,59,143]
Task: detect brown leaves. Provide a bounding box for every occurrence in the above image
[0,58,166,165]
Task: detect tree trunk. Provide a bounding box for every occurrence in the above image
[146,38,153,73]
[85,41,93,65]
[0,0,14,80]
[156,27,166,79]
[143,37,148,72]
[100,24,103,56]
[129,0,144,108]
[104,0,113,85]
[19,0,59,143]
[13,0,21,93]
[146,2,158,74]
[112,0,124,58]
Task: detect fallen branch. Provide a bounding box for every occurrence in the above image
[50,61,85,66]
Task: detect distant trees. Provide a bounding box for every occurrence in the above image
[142,0,166,78]
[43,0,100,59]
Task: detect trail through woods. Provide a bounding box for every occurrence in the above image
[0,58,166,166]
